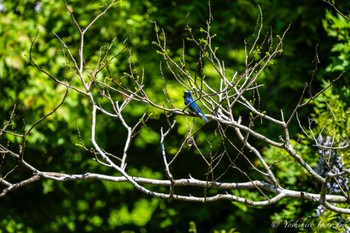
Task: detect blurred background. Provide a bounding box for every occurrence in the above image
[0,0,349,232]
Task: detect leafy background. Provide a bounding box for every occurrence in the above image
[0,0,349,232]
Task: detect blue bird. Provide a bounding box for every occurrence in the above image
[183,91,209,122]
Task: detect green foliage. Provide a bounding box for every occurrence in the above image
[188,221,197,233]
[108,198,159,229]
[266,80,350,227]
[323,10,350,73]
[0,217,34,233]
[263,141,308,187]
[189,221,240,233]
[1,0,350,232]
[213,229,240,233]
[310,209,350,233]
[311,80,350,140]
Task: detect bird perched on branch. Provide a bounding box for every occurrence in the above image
[183,91,208,122]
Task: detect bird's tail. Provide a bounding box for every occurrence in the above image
[200,112,209,123]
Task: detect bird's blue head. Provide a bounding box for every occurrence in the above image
[183,91,192,99]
